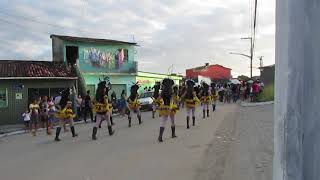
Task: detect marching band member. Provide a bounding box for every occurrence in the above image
[127,83,142,127]
[173,85,181,108]
[92,80,114,140]
[152,82,163,118]
[199,81,211,119]
[54,88,78,141]
[211,83,218,112]
[158,78,178,142]
[181,80,199,129]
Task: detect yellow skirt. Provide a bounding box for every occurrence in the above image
[129,102,141,110]
[55,109,76,119]
[158,104,178,116]
[201,96,212,103]
[153,98,163,106]
[185,98,200,108]
[93,103,112,113]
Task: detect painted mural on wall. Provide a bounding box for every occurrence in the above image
[81,48,137,73]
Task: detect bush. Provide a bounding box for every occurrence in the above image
[257,83,274,102]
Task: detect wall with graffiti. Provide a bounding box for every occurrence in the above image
[65,42,137,74]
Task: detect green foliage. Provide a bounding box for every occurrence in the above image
[257,83,274,102]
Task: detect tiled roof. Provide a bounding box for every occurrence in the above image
[0,60,76,79]
[191,64,232,71]
[50,34,138,46]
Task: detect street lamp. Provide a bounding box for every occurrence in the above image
[230,37,254,78]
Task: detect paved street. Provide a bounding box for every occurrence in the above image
[0,103,273,180]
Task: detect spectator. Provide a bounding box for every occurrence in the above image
[252,81,260,102]
[39,96,50,135]
[84,90,94,123]
[218,85,225,102]
[240,83,247,101]
[231,84,238,103]
[111,91,117,102]
[29,98,40,136]
[119,90,128,117]
[48,97,55,130]
[76,95,83,120]
[246,83,251,100]
[22,109,31,133]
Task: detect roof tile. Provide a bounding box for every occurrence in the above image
[0,60,76,78]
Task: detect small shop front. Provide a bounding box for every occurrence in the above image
[82,73,136,98]
[136,71,183,94]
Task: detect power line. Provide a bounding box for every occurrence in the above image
[0,10,136,41]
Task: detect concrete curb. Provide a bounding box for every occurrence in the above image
[240,101,274,107]
[0,113,121,138]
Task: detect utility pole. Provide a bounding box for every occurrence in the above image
[229,0,258,79]
[259,56,263,74]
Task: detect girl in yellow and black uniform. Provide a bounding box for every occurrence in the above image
[158,78,178,142]
[181,80,200,129]
[152,82,163,118]
[92,81,114,140]
[127,83,142,127]
[210,83,218,112]
[199,81,212,119]
[54,88,78,141]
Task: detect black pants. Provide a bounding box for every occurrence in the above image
[84,107,94,122]
[77,107,82,119]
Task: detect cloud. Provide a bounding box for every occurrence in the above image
[0,0,275,77]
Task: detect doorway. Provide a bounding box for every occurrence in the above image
[66,46,79,65]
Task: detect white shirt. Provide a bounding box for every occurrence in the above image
[22,113,31,121]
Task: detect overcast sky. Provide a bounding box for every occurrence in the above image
[0,0,275,77]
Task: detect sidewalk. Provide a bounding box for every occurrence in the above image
[0,113,121,138]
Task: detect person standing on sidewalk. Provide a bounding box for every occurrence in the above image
[76,95,83,121]
[158,78,178,142]
[199,81,211,119]
[29,98,40,136]
[127,83,142,127]
[54,88,78,141]
[119,90,128,117]
[48,97,55,130]
[22,109,31,133]
[181,80,199,129]
[84,90,94,123]
[92,80,114,140]
[39,96,51,135]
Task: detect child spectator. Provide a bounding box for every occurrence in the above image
[22,110,31,132]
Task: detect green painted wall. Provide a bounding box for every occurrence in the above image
[83,74,135,97]
[0,79,75,125]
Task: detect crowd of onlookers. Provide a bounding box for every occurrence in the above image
[22,89,129,134]
[214,80,264,104]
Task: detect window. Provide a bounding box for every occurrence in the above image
[0,88,8,108]
[66,46,79,65]
[117,49,129,62]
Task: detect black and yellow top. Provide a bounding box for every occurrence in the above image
[158,100,179,116]
[211,91,218,101]
[93,96,112,114]
[153,97,163,106]
[173,95,181,105]
[201,96,212,103]
[185,97,200,108]
[128,98,141,110]
[55,101,75,119]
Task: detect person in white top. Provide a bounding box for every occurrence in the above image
[22,109,31,132]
